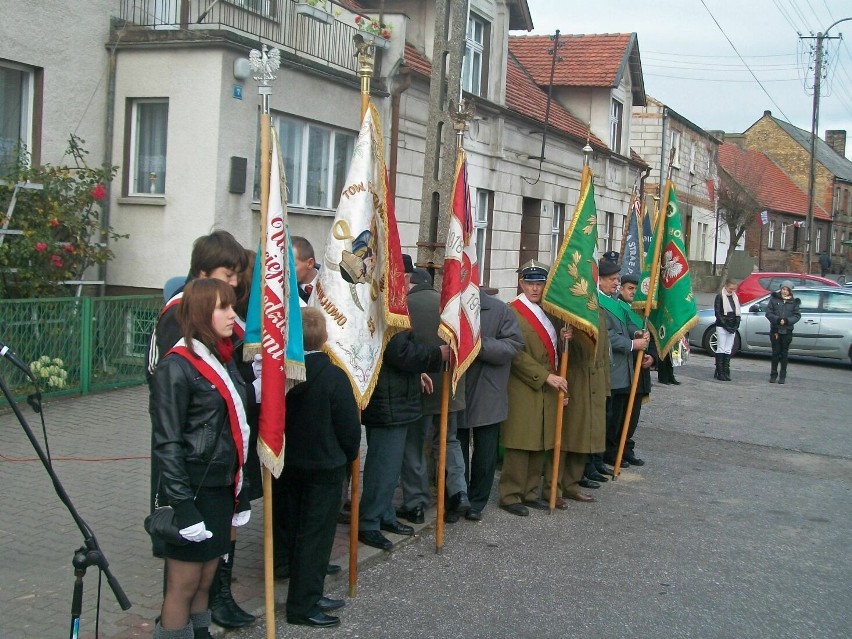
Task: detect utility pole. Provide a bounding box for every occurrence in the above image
[802,18,850,274]
[417,0,469,274]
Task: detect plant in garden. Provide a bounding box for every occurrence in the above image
[0,135,125,298]
[29,356,69,390]
[354,15,392,40]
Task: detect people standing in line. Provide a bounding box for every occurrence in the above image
[281,308,361,629]
[358,257,449,550]
[398,266,470,525]
[292,235,319,307]
[150,278,251,639]
[457,288,524,521]
[713,279,741,382]
[599,260,649,469]
[616,272,655,466]
[498,260,568,517]
[146,231,257,630]
[765,280,801,384]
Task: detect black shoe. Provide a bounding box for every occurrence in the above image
[595,463,615,476]
[380,520,414,536]
[287,612,340,628]
[500,503,529,517]
[579,477,600,489]
[317,596,346,612]
[522,498,550,510]
[778,376,786,384]
[623,453,645,466]
[444,509,461,523]
[450,491,471,514]
[670,378,681,385]
[326,564,341,576]
[586,470,609,482]
[604,457,630,469]
[358,530,393,550]
[770,374,777,383]
[396,505,425,524]
[465,509,483,521]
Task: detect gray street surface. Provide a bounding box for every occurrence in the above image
[1,337,850,638]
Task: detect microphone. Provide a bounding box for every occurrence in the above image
[0,339,35,380]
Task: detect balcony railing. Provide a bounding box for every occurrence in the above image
[118,0,362,75]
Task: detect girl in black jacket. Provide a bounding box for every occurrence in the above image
[765,280,801,384]
[713,279,741,381]
[151,279,250,639]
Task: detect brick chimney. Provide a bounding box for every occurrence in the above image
[825,130,846,157]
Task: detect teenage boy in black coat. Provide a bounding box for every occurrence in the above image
[282,308,361,628]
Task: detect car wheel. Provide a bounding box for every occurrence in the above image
[702,327,718,354]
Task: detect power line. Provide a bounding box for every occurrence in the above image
[771,0,802,34]
[643,49,795,59]
[644,72,801,83]
[785,0,815,33]
[699,0,793,122]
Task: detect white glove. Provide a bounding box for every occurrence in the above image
[179,521,213,543]
[232,510,251,527]
[251,354,262,379]
[252,378,262,403]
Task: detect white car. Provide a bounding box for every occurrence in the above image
[688,287,852,364]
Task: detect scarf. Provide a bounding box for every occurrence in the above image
[216,337,234,363]
[721,291,741,316]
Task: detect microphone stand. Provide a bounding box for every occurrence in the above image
[0,370,131,638]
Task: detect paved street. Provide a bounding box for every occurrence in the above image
[1,344,850,638]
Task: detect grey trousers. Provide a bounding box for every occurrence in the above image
[360,424,408,531]
[400,412,467,510]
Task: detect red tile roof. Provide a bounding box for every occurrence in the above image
[403,44,607,151]
[630,148,648,167]
[403,44,432,78]
[508,34,634,88]
[718,143,829,220]
[505,53,607,150]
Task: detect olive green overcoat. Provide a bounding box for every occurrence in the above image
[500,306,559,451]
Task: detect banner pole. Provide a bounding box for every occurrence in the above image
[436,368,450,553]
[548,342,569,512]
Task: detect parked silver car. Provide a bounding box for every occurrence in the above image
[688,287,852,364]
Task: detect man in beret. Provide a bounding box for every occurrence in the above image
[616,272,655,466]
[498,260,568,516]
[598,261,649,469]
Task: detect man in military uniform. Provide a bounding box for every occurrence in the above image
[498,260,568,516]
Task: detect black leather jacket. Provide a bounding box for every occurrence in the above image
[714,292,741,333]
[151,350,247,528]
[765,291,801,336]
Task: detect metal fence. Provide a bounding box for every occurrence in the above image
[119,0,362,75]
[0,296,162,404]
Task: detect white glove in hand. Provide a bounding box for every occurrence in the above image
[252,378,262,403]
[251,354,262,379]
[232,510,251,527]
[179,521,213,543]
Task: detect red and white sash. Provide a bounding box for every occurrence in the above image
[160,291,183,317]
[510,294,557,371]
[167,339,250,499]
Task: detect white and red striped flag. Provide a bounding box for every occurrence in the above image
[438,148,481,393]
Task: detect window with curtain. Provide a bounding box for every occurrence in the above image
[768,220,775,249]
[462,13,487,97]
[474,189,492,286]
[0,63,33,174]
[259,113,355,209]
[129,99,169,195]
[779,223,787,250]
[670,130,682,168]
[609,99,623,155]
[550,203,564,260]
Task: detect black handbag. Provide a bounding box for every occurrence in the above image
[144,502,188,546]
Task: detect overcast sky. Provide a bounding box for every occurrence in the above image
[521,0,852,159]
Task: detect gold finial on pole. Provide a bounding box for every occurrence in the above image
[448,98,475,150]
[354,34,375,119]
[582,122,593,167]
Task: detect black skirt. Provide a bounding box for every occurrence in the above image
[161,485,234,562]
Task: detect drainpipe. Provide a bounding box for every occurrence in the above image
[658,106,668,196]
[639,165,651,212]
[388,64,411,198]
[100,39,118,298]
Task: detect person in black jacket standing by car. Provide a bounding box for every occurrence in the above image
[765,280,801,384]
[713,279,741,382]
[281,308,361,628]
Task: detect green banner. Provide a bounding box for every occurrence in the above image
[542,166,599,342]
[633,181,697,358]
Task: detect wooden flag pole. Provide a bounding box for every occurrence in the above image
[548,340,569,513]
[613,153,674,479]
[436,367,451,553]
[249,44,279,639]
[347,34,375,599]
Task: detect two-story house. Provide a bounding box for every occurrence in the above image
[630,96,726,270]
[742,111,852,272]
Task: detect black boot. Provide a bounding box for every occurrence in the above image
[721,355,731,381]
[713,354,722,380]
[770,358,778,383]
[779,359,787,384]
[210,541,256,628]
